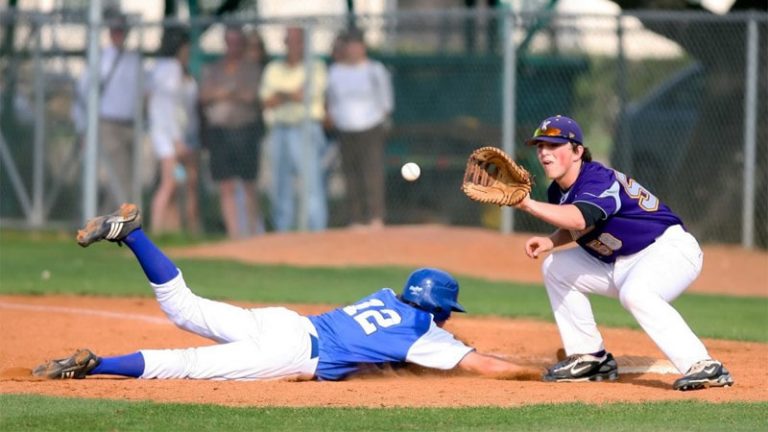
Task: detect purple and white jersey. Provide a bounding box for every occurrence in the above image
[547,161,683,263]
[307,288,474,381]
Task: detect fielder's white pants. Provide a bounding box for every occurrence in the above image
[542,224,709,373]
[139,272,319,380]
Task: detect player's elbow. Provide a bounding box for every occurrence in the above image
[559,213,587,231]
[558,220,586,232]
[572,218,587,231]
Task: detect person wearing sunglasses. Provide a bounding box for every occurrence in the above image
[516,115,733,391]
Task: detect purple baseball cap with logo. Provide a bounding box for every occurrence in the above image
[525,115,584,146]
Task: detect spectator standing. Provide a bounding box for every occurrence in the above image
[260,27,328,232]
[326,30,394,229]
[199,26,262,239]
[73,8,143,210]
[147,27,201,234]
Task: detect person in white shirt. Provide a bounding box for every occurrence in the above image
[73,8,143,210]
[147,27,201,234]
[326,29,394,229]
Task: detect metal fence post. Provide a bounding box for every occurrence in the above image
[616,13,631,174]
[501,10,517,234]
[299,23,316,232]
[132,20,145,207]
[741,15,759,249]
[31,18,45,227]
[83,0,103,222]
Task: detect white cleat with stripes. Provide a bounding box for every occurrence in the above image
[76,203,142,247]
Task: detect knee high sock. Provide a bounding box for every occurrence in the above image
[123,229,179,284]
[90,352,145,378]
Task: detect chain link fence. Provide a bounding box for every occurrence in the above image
[1,9,765,246]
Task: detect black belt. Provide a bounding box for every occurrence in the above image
[310,333,319,359]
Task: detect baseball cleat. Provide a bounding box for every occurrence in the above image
[76,203,142,247]
[673,359,734,391]
[543,352,618,382]
[33,349,101,379]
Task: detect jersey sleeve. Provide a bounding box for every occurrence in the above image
[572,176,622,220]
[405,321,474,370]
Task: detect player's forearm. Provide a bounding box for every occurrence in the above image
[457,352,540,380]
[517,200,587,231]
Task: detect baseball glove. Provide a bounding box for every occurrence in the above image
[461,146,532,206]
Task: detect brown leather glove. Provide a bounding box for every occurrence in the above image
[461,146,532,207]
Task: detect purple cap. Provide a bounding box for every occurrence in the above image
[525,115,583,146]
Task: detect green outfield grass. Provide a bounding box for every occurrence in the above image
[1,231,766,342]
[1,395,766,432]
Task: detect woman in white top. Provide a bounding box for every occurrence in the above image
[148,28,201,234]
[326,29,394,229]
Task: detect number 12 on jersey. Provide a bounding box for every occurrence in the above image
[343,299,402,335]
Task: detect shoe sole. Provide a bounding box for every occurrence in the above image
[675,375,734,391]
[543,370,619,383]
[76,203,138,247]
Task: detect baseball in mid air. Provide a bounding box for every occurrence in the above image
[401,162,421,182]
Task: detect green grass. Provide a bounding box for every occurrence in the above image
[1,231,766,342]
[1,394,766,432]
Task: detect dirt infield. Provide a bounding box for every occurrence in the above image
[1,226,766,407]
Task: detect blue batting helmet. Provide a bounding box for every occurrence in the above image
[400,268,466,322]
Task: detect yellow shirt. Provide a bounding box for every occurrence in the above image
[260,59,327,124]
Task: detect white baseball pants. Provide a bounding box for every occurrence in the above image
[139,272,319,380]
[542,224,709,373]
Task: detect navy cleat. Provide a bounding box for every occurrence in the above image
[76,203,141,247]
[673,359,734,391]
[33,349,101,379]
[543,352,618,382]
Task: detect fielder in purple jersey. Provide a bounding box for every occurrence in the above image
[32,204,538,382]
[515,115,733,391]
[546,161,684,263]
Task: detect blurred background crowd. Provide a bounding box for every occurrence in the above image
[0,0,765,247]
[66,8,396,239]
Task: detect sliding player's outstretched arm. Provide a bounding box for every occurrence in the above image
[457,351,541,380]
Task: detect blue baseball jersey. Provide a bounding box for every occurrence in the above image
[547,161,683,263]
[307,288,474,381]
